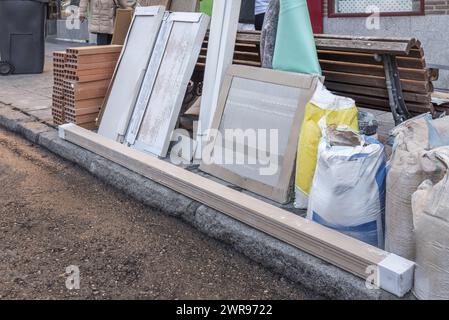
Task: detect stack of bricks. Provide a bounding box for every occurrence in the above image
[51,45,122,129]
[52,51,67,125]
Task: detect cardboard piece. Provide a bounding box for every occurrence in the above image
[111,9,135,46]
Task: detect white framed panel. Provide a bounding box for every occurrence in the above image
[98,6,165,142]
[200,65,319,204]
[125,13,210,158]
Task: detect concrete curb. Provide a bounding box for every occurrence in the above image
[0,104,402,300]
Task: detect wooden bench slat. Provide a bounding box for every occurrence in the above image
[342,93,432,114]
[320,59,428,81]
[315,38,411,55]
[317,50,426,69]
[325,81,432,105]
[323,70,432,94]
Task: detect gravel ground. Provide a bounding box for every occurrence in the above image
[0,127,319,300]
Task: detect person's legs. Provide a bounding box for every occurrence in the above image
[255,13,265,30]
[96,33,112,45]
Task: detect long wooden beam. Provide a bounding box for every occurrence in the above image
[59,123,415,297]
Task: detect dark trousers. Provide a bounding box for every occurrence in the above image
[96,33,113,45]
[255,13,265,31]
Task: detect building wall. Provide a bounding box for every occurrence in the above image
[323,0,449,90]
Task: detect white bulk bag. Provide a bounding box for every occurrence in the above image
[386,115,449,260]
[307,127,386,248]
[412,147,449,300]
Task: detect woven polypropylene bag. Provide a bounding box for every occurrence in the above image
[412,147,449,300]
[385,116,448,260]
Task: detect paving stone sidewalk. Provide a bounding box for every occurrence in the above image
[0,41,87,124]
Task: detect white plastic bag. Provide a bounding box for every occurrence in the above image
[307,126,386,248]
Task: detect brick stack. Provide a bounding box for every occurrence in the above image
[52,51,67,125]
[51,45,122,129]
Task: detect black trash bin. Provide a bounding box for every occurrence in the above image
[0,0,48,75]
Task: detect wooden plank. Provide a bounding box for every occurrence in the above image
[59,123,415,297]
[125,13,209,157]
[98,6,165,142]
[317,50,426,69]
[320,59,427,81]
[315,38,411,55]
[210,31,422,56]
[323,70,431,93]
[341,92,432,114]
[357,102,432,116]
[200,66,319,204]
[324,81,432,105]
[315,34,419,46]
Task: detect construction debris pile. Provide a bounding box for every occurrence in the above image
[53,0,449,300]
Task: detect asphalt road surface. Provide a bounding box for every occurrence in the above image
[0,127,318,300]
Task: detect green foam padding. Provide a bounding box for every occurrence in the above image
[272,0,322,75]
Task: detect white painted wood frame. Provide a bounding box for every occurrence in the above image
[195,0,242,158]
[124,13,210,158]
[59,123,415,298]
[98,6,165,142]
[199,65,319,204]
